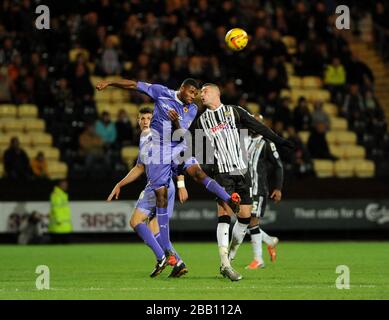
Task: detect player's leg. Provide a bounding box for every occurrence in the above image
[185,161,240,213]
[246,196,265,269]
[129,209,165,264]
[259,222,279,262]
[228,205,251,261]
[217,203,242,281]
[228,172,253,261]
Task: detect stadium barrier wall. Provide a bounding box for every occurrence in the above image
[1,200,389,233]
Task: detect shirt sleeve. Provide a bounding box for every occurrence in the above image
[265,140,284,190]
[136,81,168,100]
[234,106,288,146]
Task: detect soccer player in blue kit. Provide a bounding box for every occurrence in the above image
[98,78,241,276]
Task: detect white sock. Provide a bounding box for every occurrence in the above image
[217,222,230,267]
[249,226,264,264]
[229,221,248,260]
[260,228,272,245]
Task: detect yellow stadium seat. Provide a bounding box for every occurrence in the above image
[18,104,38,118]
[308,89,331,102]
[31,133,53,147]
[0,133,13,147]
[3,119,24,133]
[282,36,297,54]
[121,103,139,115]
[111,89,125,103]
[0,164,3,177]
[0,104,17,118]
[40,147,60,161]
[326,131,337,144]
[121,146,139,166]
[323,103,338,116]
[280,89,291,99]
[95,90,111,103]
[330,117,348,131]
[284,63,294,75]
[246,103,260,115]
[313,159,334,177]
[302,76,322,89]
[290,89,309,102]
[344,145,366,159]
[334,160,354,177]
[24,119,45,132]
[90,76,103,86]
[47,161,68,179]
[336,131,357,145]
[288,76,302,88]
[354,160,375,178]
[298,131,310,144]
[139,103,154,110]
[329,145,345,159]
[18,134,32,146]
[23,146,37,159]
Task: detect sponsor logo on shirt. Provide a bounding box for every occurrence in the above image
[210,122,230,133]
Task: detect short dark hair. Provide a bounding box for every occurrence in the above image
[138,106,153,117]
[181,78,199,89]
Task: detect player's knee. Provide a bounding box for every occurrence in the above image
[250,216,259,227]
[237,216,251,225]
[129,215,140,229]
[192,167,206,183]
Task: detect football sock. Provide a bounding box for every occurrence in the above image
[217,215,231,267]
[134,223,164,260]
[229,217,250,260]
[156,207,173,251]
[260,228,272,245]
[248,225,264,264]
[202,176,230,203]
[155,232,182,262]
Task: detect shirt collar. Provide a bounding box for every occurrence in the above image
[175,91,184,105]
[206,103,224,112]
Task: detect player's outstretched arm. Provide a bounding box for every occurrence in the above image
[96,79,137,91]
[177,175,188,204]
[107,163,145,201]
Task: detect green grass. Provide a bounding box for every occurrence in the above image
[0,242,388,299]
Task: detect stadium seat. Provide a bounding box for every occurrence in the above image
[121,146,139,166]
[322,103,338,116]
[47,161,68,179]
[326,131,338,144]
[0,164,3,177]
[313,159,334,177]
[90,75,103,87]
[344,145,366,159]
[302,76,322,89]
[18,104,38,118]
[280,89,291,99]
[246,103,260,115]
[40,147,60,161]
[18,134,32,146]
[354,160,375,178]
[329,145,345,159]
[2,120,24,133]
[334,160,354,178]
[24,119,45,132]
[111,89,125,103]
[31,133,53,147]
[308,89,331,102]
[282,36,297,54]
[336,131,357,145]
[0,104,17,118]
[284,63,294,75]
[288,76,302,88]
[290,89,309,103]
[139,103,154,110]
[330,117,348,131]
[298,131,310,144]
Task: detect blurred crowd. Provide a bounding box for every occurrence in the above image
[0,0,388,180]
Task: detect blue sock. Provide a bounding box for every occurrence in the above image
[134,223,164,260]
[155,232,181,262]
[156,207,173,252]
[202,176,230,202]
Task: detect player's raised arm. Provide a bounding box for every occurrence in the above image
[235,106,294,150]
[96,79,138,91]
[107,163,145,201]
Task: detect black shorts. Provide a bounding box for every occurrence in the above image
[215,171,252,205]
[251,194,267,218]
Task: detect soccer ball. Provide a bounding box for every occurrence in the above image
[225,28,249,51]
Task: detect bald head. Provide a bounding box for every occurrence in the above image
[200,83,221,109]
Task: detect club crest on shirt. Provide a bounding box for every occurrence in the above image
[183,106,188,113]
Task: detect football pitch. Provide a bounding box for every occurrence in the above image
[0,242,388,300]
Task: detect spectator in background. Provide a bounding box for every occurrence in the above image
[95,111,117,149]
[48,179,72,243]
[31,151,48,179]
[98,35,121,76]
[324,57,346,104]
[33,65,53,109]
[222,80,241,105]
[311,100,330,130]
[171,28,194,58]
[71,63,94,104]
[0,62,11,102]
[345,52,374,92]
[293,96,312,131]
[154,62,177,88]
[274,97,292,128]
[3,137,32,180]
[307,122,337,160]
[115,109,134,147]
[285,126,313,177]
[342,84,365,127]
[18,211,45,245]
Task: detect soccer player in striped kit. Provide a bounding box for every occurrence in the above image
[232,114,283,270]
[198,83,293,281]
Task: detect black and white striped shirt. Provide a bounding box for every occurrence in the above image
[247,135,284,196]
[197,104,289,174]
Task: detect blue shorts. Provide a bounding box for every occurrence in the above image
[172,156,199,176]
[135,179,175,218]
